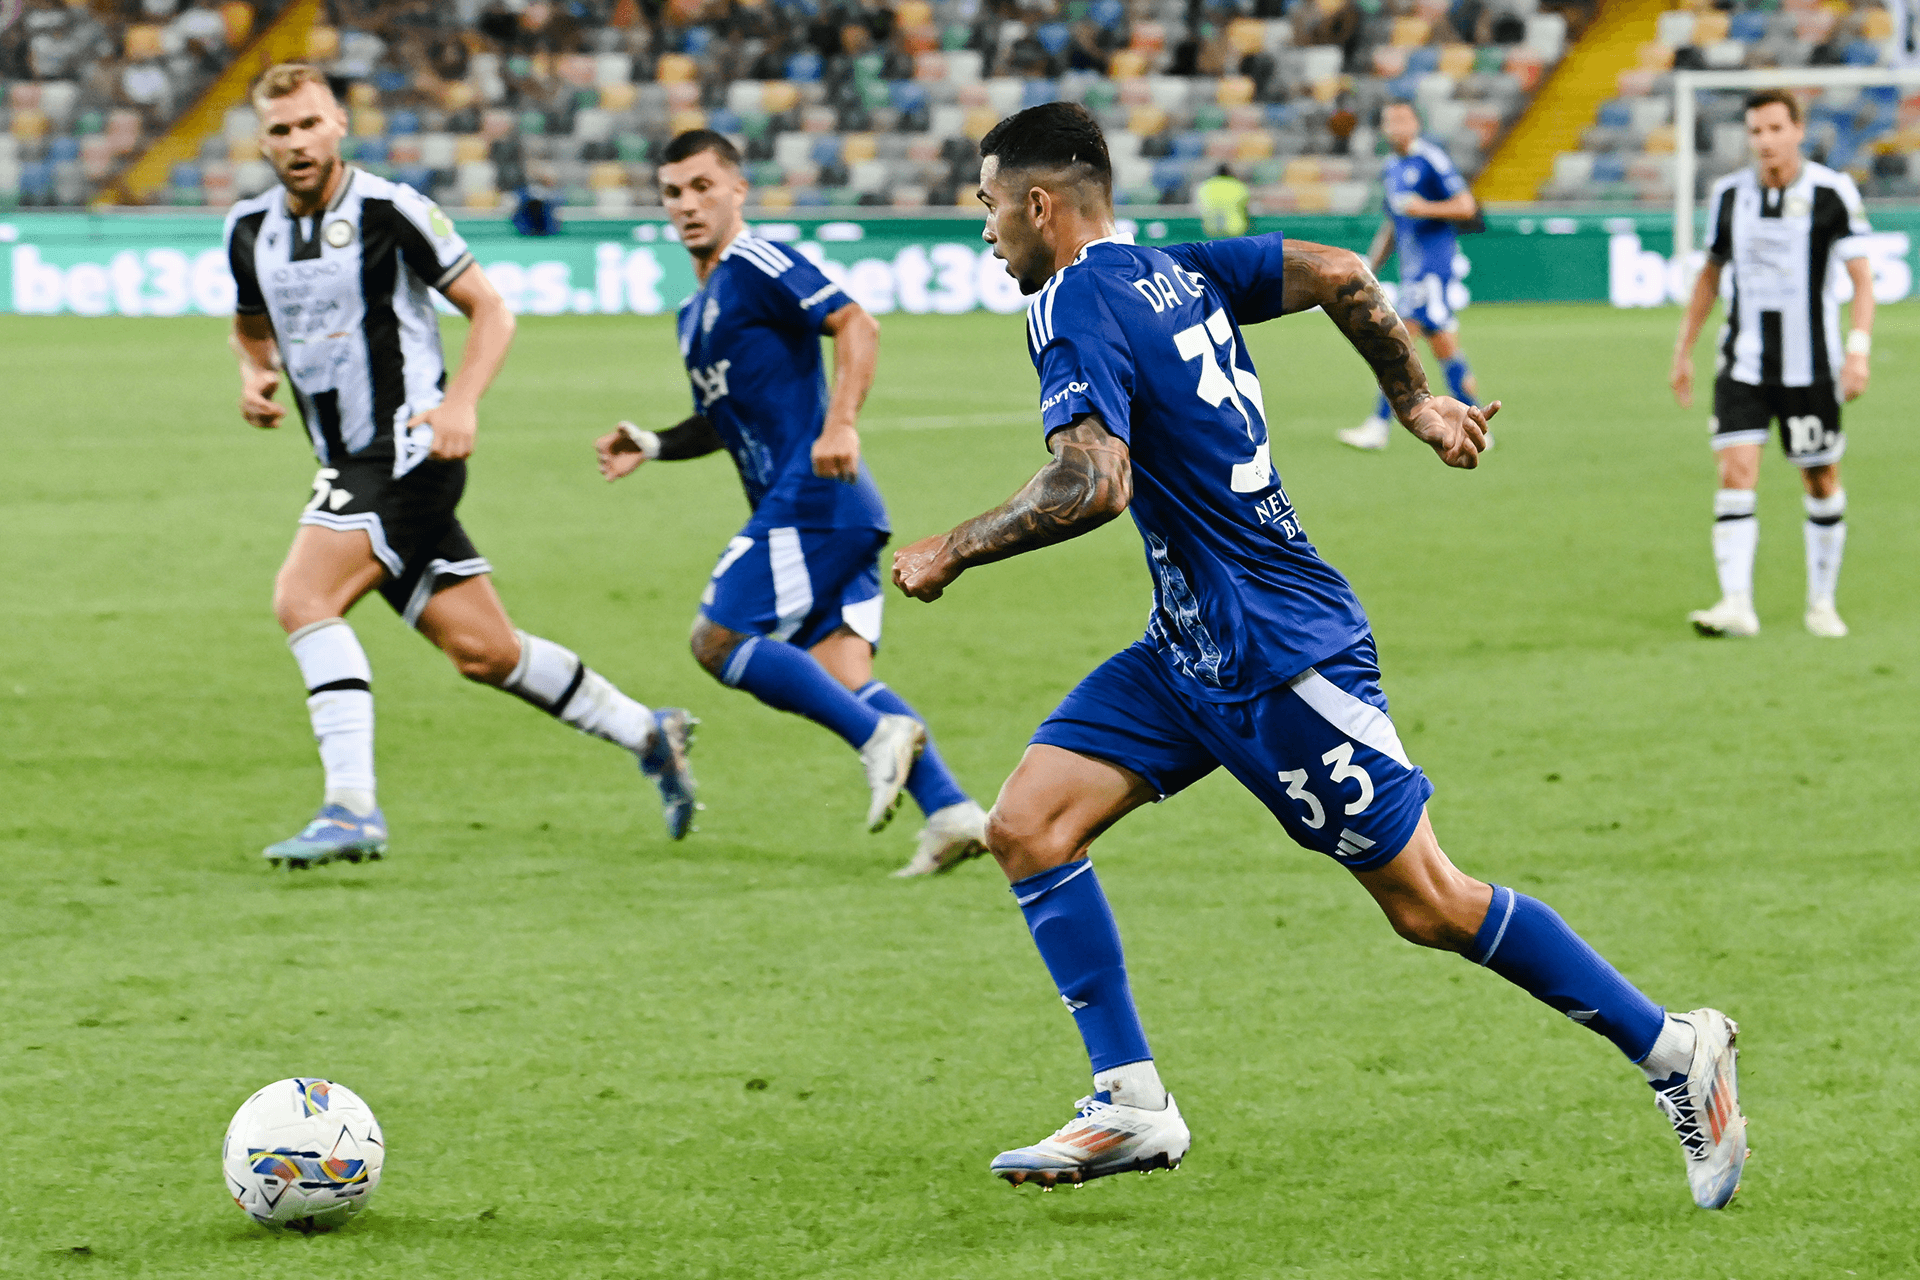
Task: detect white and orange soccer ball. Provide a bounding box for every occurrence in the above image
[221,1078,385,1230]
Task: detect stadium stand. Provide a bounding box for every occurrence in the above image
[1538,0,1911,203]
[2,0,1571,212]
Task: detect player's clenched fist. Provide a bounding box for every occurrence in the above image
[239,366,285,430]
[411,399,477,460]
[1406,397,1498,469]
[892,534,960,601]
[811,420,861,483]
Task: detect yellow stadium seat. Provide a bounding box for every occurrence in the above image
[1284,157,1320,184]
[348,82,379,108]
[1216,76,1254,106]
[842,132,877,162]
[762,81,800,112]
[1293,183,1333,212]
[897,0,934,25]
[1638,42,1675,70]
[455,135,489,163]
[1234,131,1275,161]
[1109,49,1149,78]
[1691,11,1730,42]
[351,108,385,138]
[11,108,48,141]
[656,53,699,83]
[1438,43,1474,77]
[1644,125,1677,153]
[591,162,628,189]
[1127,105,1169,135]
[125,24,164,59]
[601,82,637,111]
[305,25,339,60]
[760,186,796,209]
[1311,74,1343,102]
[1863,8,1893,38]
[1391,17,1431,47]
[1228,18,1266,54]
[964,107,999,139]
[441,80,476,110]
[462,188,499,210]
[669,108,708,133]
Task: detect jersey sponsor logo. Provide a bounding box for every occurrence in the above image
[427,206,455,239]
[270,260,343,283]
[690,358,733,408]
[1041,380,1088,412]
[323,219,354,248]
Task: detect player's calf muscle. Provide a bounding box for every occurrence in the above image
[688,618,744,678]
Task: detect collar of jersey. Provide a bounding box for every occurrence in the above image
[1074,235,1124,260]
[281,165,357,219]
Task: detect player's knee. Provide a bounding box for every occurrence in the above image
[272,579,331,634]
[1379,890,1481,952]
[984,804,1078,874]
[688,620,738,680]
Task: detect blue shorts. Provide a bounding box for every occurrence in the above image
[1397,270,1458,334]
[700,525,887,651]
[1032,636,1433,872]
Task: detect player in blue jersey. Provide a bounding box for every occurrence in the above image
[1340,100,1484,451]
[595,130,988,875]
[892,103,1748,1208]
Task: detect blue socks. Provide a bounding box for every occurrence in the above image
[1372,390,1391,421]
[855,681,968,816]
[1443,356,1473,404]
[1468,885,1665,1062]
[720,635,881,749]
[1012,860,1152,1072]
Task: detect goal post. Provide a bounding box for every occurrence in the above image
[1672,65,1920,262]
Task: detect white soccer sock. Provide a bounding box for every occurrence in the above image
[1094,1058,1168,1111]
[1711,489,1758,603]
[1804,490,1847,607]
[503,630,655,754]
[1639,1015,1698,1082]
[288,619,376,814]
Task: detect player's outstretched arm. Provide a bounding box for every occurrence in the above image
[1670,259,1722,409]
[411,264,517,461]
[1282,240,1493,469]
[594,415,724,480]
[230,313,285,431]
[813,302,880,484]
[892,414,1131,602]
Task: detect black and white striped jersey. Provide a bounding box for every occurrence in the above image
[1705,161,1871,388]
[225,168,476,471]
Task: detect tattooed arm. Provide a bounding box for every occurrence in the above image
[892,414,1131,601]
[1281,239,1496,469]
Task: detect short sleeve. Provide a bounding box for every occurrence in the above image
[225,206,267,315]
[729,238,851,333]
[1706,180,1738,264]
[1161,232,1288,325]
[1828,173,1873,259]
[1030,276,1134,443]
[386,183,475,292]
[1423,146,1468,198]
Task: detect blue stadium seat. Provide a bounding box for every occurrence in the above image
[786,52,823,81]
[1021,79,1062,109]
[1598,100,1632,128]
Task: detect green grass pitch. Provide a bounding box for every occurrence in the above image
[3,301,1917,1278]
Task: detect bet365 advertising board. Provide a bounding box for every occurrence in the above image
[3,207,1914,317]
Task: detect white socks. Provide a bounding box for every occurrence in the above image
[1711,488,1758,603]
[503,630,655,754]
[288,619,377,816]
[1095,1059,1168,1111]
[1640,1015,1698,1082]
[1804,489,1847,607]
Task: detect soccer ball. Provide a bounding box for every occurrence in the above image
[221,1077,385,1230]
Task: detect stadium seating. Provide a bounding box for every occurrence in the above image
[1541,0,1913,203]
[2,0,1566,212]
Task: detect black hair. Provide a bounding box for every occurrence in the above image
[978,102,1111,196]
[661,129,743,169]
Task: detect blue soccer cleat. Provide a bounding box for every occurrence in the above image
[639,708,699,840]
[1649,1008,1749,1209]
[990,1092,1191,1189]
[263,805,387,869]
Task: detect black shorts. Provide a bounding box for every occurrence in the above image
[297,455,492,626]
[1711,377,1845,468]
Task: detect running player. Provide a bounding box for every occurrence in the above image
[892,103,1747,1208]
[593,130,988,876]
[227,64,696,866]
[1671,89,1873,639]
[1339,100,1482,451]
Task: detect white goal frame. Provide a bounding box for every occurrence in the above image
[1673,65,1920,261]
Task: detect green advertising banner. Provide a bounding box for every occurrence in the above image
[4,206,1916,316]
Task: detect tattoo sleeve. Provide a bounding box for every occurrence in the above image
[946,414,1132,568]
[658,413,725,460]
[1282,240,1432,424]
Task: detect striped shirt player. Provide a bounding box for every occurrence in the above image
[595,129,989,876]
[1341,100,1482,451]
[1673,90,1874,640]
[229,64,695,868]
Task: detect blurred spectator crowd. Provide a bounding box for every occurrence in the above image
[1545,0,1919,203]
[2,0,1573,211]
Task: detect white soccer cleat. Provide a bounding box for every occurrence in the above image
[1649,1008,1748,1210]
[990,1093,1192,1188]
[859,714,925,833]
[1337,417,1392,451]
[1804,600,1849,638]
[891,799,991,877]
[1689,596,1760,637]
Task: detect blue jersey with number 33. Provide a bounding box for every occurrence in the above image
[1027,233,1369,701]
